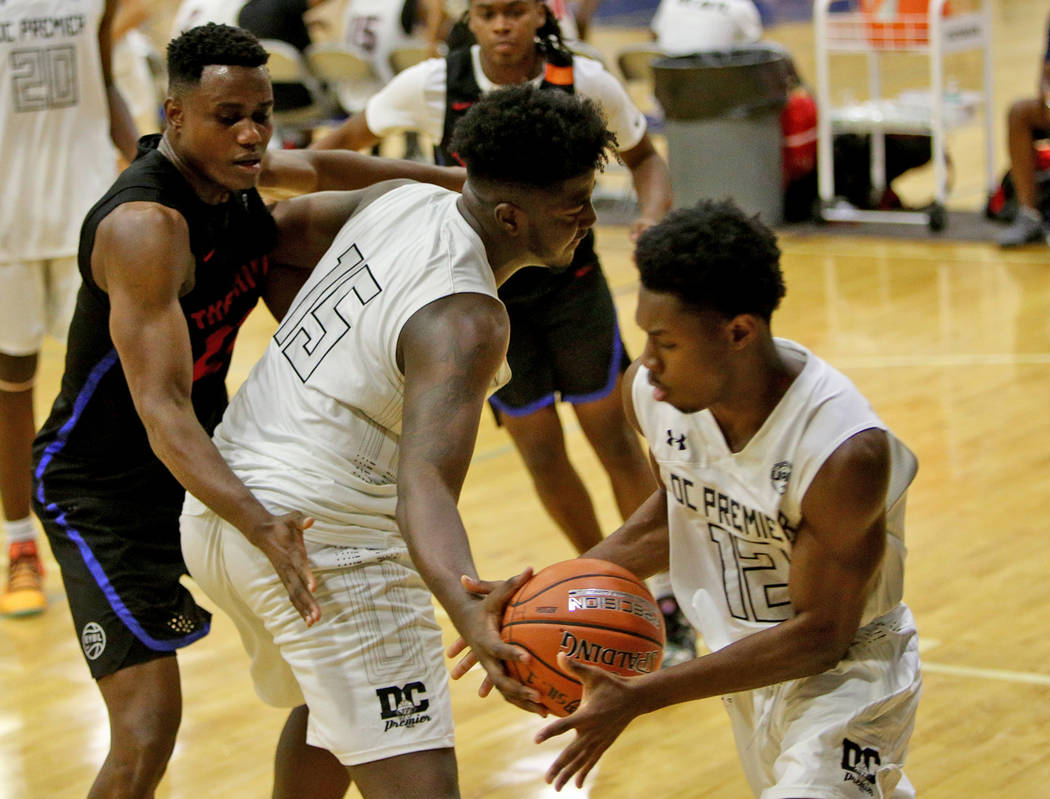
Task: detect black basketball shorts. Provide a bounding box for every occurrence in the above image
[33,486,211,680]
[489,260,631,417]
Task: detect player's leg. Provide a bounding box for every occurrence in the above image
[999,100,1050,247]
[740,605,922,799]
[571,373,655,520]
[273,706,351,799]
[90,656,183,799]
[35,486,211,797]
[0,259,48,616]
[489,293,605,553]
[497,406,604,553]
[180,508,343,798]
[350,747,459,799]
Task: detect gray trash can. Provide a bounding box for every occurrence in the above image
[653,44,793,225]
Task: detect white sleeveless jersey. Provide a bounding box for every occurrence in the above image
[632,338,917,653]
[201,184,508,546]
[0,0,117,261]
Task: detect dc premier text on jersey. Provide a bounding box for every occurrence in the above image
[0,15,87,43]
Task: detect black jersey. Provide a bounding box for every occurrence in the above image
[33,134,277,509]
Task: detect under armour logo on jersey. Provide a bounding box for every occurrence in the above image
[770,461,792,494]
[666,430,686,450]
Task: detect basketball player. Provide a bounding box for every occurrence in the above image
[531,201,923,796]
[179,84,616,798]
[996,17,1050,247]
[312,0,697,665]
[31,23,468,798]
[0,0,138,618]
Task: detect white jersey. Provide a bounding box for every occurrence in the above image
[191,183,508,546]
[651,0,763,55]
[632,338,916,653]
[364,44,646,152]
[0,0,117,261]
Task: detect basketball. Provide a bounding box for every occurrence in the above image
[500,558,666,717]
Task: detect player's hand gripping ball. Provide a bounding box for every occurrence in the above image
[500,558,666,716]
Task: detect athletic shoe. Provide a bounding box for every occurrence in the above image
[0,541,46,618]
[658,596,697,668]
[997,208,1046,248]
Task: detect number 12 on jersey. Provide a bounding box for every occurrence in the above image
[275,244,382,382]
[708,523,793,624]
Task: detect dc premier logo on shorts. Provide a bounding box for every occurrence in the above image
[841,738,881,795]
[376,682,432,732]
[81,622,106,660]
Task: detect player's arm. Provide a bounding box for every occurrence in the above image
[620,134,672,241]
[94,204,322,624]
[581,361,670,577]
[396,293,546,714]
[259,147,465,197]
[537,428,891,790]
[311,65,429,152]
[99,0,139,162]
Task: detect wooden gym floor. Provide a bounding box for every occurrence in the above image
[2,1,1049,796]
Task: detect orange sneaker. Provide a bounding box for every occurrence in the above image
[0,541,47,618]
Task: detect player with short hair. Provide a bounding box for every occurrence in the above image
[31,22,468,798]
[0,0,138,618]
[531,200,923,797]
[312,0,697,665]
[180,83,616,798]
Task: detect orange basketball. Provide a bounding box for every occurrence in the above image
[500,558,665,717]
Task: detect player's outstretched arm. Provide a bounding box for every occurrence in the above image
[396,293,546,715]
[94,203,321,625]
[260,148,466,197]
[536,428,893,789]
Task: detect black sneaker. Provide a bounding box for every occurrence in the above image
[658,596,697,668]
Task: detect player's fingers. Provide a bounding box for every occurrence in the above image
[535,716,574,744]
[575,755,600,793]
[460,574,491,595]
[449,651,479,680]
[446,636,468,659]
[277,564,320,625]
[477,675,494,697]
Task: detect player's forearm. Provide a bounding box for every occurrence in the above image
[141,404,273,537]
[583,488,669,578]
[633,611,856,716]
[396,482,481,629]
[628,150,672,225]
[106,83,139,163]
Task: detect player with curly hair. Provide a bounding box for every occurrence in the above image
[180,83,616,798]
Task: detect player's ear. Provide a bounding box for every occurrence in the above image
[164,96,183,130]
[726,314,760,349]
[493,202,525,237]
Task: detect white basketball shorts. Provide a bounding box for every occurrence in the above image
[180,507,456,766]
[723,604,922,799]
[0,257,80,356]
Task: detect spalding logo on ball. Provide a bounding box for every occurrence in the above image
[500,558,666,717]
